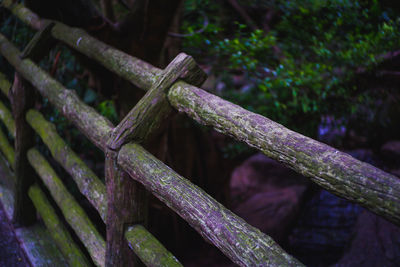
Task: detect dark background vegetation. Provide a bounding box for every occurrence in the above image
[1,0,400,266]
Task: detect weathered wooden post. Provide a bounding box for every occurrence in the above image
[10,22,55,226]
[10,72,37,226]
[105,53,206,266]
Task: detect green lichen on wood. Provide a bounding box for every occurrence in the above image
[0,72,11,96]
[28,184,92,267]
[27,148,105,267]
[0,100,16,138]
[0,127,15,169]
[167,82,400,225]
[3,1,161,89]
[107,53,206,149]
[125,225,183,267]
[0,33,112,151]
[26,109,107,222]
[118,143,303,267]
[2,0,45,30]
[51,23,160,90]
[0,152,15,219]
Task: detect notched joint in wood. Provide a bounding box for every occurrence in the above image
[20,21,56,61]
[165,52,207,88]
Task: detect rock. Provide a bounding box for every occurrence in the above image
[288,190,363,266]
[334,210,400,267]
[234,186,307,242]
[230,153,309,242]
[381,140,400,165]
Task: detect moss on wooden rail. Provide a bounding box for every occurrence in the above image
[26,109,107,221]
[125,225,183,267]
[0,100,16,137]
[28,184,91,267]
[167,82,400,225]
[0,127,14,169]
[5,1,399,226]
[0,72,180,267]
[0,72,11,96]
[118,143,303,267]
[27,148,106,267]
[0,34,112,151]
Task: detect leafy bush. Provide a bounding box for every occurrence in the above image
[181,0,400,140]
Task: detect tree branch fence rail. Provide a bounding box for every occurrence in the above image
[0,1,398,266]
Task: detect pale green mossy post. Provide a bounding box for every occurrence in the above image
[0,100,15,137]
[118,143,303,267]
[26,109,107,221]
[0,127,14,168]
[10,72,38,226]
[4,2,400,226]
[0,72,12,96]
[28,184,91,267]
[27,148,106,267]
[125,225,183,267]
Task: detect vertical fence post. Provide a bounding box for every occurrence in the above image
[10,73,37,226]
[105,149,147,266]
[105,53,206,266]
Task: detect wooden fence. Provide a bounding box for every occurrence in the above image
[0,1,399,266]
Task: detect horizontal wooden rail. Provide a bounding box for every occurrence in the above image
[4,1,400,225]
[118,142,303,267]
[26,109,107,221]
[125,225,183,267]
[27,148,106,267]
[0,100,15,136]
[0,34,112,151]
[0,127,14,168]
[0,72,182,267]
[0,72,11,95]
[28,184,91,267]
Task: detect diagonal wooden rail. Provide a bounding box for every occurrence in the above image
[0,73,183,266]
[3,1,400,226]
[0,1,399,266]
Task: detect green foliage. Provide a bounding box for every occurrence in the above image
[182,0,400,140]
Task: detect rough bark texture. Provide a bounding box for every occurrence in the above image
[108,52,206,149]
[0,100,15,137]
[0,128,15,169]
[125,225,183,267]
[167,82,400,225]
[5,4,396,228]
[28,184,91,267]
[10,73,37,226]
[118,143,303,267]
[26,109,107,221]
[52,23,161,90]
[105,150,146,267]
[27,148,106,267]
[4,0,400,261]
[3,0,46,30]
[0,34,113,151]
